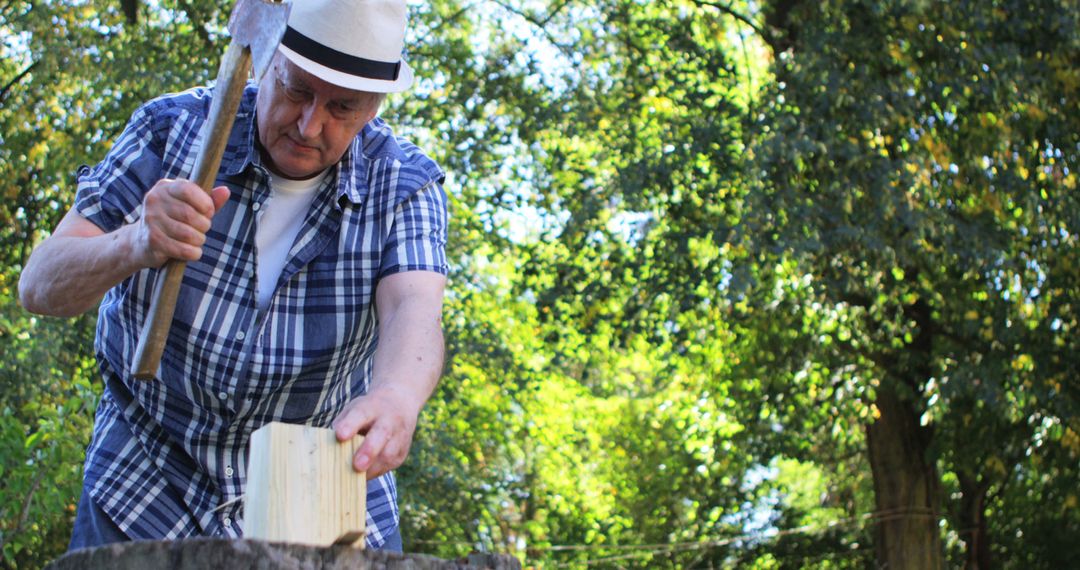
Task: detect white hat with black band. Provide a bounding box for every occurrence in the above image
[277,0,414,93]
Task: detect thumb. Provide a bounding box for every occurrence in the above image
[210,186,231,212]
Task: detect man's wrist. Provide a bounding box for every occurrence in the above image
[366,382,427,418]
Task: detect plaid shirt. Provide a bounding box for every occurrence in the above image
[73,84,447,548]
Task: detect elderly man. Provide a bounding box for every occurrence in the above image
[19,0,445,552]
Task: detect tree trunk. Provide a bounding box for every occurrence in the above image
[957,472,992,570]
[46,539,522,570]
[866,383,944,569]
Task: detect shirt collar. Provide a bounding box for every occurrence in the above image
[334,128,370,208]
[219,85,260,178]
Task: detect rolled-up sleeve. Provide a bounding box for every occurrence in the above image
[379,181,449,277]
[74,104,165,233]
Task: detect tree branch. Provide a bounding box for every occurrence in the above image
[687,0,772,47]
[0,467,44,555]
[0,60,38,104]
[537,0,573,27]
[177,0,213,50]
[428,1,476,34]
[487,0,577,63]
[15,468,44,536]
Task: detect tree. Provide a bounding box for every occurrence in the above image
[737,0,1080,567]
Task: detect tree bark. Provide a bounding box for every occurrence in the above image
[46,539,522,570]
[865,383,944,569]
[957,472,992,570]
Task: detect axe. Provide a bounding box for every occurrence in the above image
[132,0,291,380]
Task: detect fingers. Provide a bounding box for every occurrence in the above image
[332,395,416,479]
[210,186,232,212]
[332,397,372,442]
[332,400,383,474]
[354,425,389,476]
[357,427,411,480]
[138,180,229,266]
[144,216,206,261]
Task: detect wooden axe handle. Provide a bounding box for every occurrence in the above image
[132,41,252,381]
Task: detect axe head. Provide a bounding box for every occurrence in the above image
[228,0,292,81]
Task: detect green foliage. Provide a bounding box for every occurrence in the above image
[739,0,1079,564]
[1,1,217,567]
[0,292,100,568]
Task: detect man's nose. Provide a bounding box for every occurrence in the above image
[296,101,329,140]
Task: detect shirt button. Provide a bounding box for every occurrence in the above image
[252,202,261,211]
[223,517,232,527]
[235,331,246,341]
[225,466,234,477]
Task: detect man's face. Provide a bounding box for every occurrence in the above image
[256,56,382,179]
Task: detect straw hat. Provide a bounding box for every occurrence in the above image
[277,0,414,93]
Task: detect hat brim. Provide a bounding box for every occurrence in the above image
[279,45,414,93]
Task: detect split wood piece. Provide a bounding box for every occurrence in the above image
[245,422,366,547]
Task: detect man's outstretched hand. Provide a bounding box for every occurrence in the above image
[332,385,424,480]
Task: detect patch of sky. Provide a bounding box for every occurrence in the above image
[1030,258,1046,288]
[466,0,598,96]
[406,1,615,246]
[664,319,680,336]
[608,211,654,247]
[720,463,781,544]
[86,15,115,36]
[2,30,32,65]
[483,151,572,244]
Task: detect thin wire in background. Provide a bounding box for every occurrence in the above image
[410,506,941,568]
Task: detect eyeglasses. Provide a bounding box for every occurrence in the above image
[273,66,370,122]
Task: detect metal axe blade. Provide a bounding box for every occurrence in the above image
[229,0,292,81]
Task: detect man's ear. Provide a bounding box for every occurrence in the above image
[363,94,386,123]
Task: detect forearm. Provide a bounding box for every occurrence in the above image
[19,223,145,317]
[332,271,447,476]
[20,180,230,318]
[368,299,445,416]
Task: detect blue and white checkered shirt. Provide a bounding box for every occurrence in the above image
[73,84,447,548]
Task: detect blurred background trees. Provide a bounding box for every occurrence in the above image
[2,0,1076,567]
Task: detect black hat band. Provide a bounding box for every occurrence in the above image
[281,26,401,81]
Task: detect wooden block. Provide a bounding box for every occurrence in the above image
[244,422,366,547]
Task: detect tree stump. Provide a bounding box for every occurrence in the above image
[45,539,522,570]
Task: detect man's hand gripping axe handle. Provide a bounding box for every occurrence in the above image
[132,0,291,381]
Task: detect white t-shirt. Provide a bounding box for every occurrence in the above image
[254,170,328,311]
